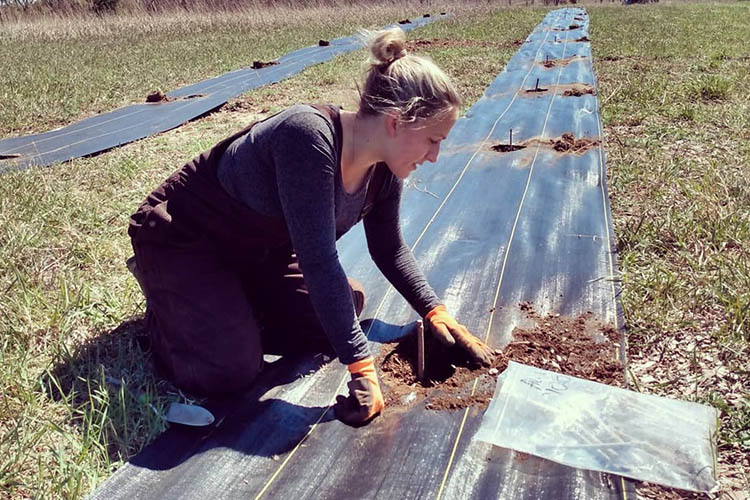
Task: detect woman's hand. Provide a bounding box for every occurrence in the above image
[333,356,384,426]
[425,305,495,366]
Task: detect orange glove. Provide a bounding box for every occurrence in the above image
[333,356,384,426]
[425,305,495,366]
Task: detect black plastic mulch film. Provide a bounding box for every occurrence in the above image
[89,8,634,500]
[0,16,439,173]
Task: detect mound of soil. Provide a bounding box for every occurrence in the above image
[561,84,595,97]
[540,55,586,68]
[146,90,170,103]
[551,132,600,153]
[376,304,623,412]
[252,60,279,69]
[378,329,501,411]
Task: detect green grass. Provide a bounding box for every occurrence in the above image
[590,0,750,469]
[0,4,427,137]
[1,1,749,498]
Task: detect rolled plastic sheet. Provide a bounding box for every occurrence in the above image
[88,8,636,500]
[0,15,441,173]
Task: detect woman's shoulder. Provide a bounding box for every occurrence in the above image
[273,104,337,134]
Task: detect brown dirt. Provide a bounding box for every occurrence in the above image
[398,18,410,24]
[541,55,587,68]
[635,482,712,500]
[376,303,623,412]
[223,99,256,113]
[551,132,600,154]
[561,84,595,97]
[318,39,329,47]
[600,55,628,62]
[487,133,600,156]
[519,83,595,97]
[252,60,279,69]
[146,91,205,103]
[575,36,591,42]
[405,38,523,52]
[547,24,581,32]
[145,90,170,103]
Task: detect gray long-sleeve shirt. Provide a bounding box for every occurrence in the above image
[217,104,441,364]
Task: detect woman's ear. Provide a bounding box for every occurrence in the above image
[384,112,400,138]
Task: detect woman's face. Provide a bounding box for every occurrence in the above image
[385,107,459,180]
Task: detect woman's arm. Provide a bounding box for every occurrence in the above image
[273,110,370,365]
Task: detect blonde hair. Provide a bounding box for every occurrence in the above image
[358,27,461,124]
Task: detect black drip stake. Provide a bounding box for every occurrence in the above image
[491,128,527,153]
[525,78,549,93]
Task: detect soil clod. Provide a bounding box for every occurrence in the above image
[540,55,586,68]
[551,132,600,154]
[398,18,411,24]
[575,36,590,42]
[145,90,170,103]
[318,39,330,46]
[252,60,279,69]
[561,84,595,97]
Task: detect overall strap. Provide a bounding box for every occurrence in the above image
[308,103,390,221]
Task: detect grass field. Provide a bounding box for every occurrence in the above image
[1,1,748,498]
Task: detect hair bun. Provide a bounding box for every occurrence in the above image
[369,27,408,65]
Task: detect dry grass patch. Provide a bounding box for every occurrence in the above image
[592,2,750,497]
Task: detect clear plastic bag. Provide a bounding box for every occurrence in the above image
[475,361,719,492]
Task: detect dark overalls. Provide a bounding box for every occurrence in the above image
[128,105,384,396]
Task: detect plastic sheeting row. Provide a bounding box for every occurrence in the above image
[0,15,440,173]
[89,8,636,500]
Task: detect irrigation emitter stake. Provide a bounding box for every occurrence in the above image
[509,128,513,147]
[535,78,540,91]
[416,320,425,382]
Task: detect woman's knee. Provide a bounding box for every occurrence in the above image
[168,348,264,397]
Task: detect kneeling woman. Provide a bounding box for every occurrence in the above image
[127,27,493,426]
